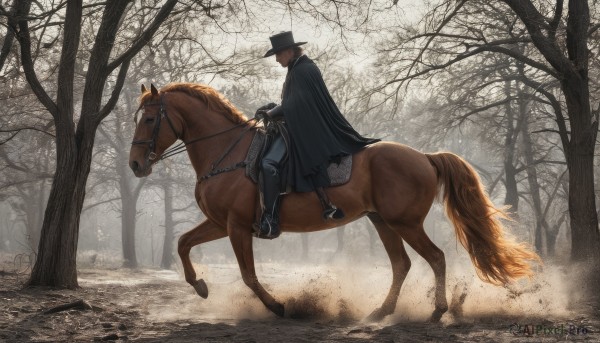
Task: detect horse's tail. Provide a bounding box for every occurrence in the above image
[426,152,540,285]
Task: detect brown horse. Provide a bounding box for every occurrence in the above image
[129,83,539,322]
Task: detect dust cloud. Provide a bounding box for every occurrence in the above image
[2,231,597,342]
[138,243,581,327]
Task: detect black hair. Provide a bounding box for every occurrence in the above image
[292,46,304,58]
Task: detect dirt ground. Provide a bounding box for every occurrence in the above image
[1,257,599,342]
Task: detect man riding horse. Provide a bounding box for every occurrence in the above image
[255,31,380,239]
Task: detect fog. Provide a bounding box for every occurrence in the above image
[1,1,599,341]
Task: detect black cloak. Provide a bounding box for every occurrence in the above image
[280,55,380,192]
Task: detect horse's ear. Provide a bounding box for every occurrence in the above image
[150,84,159,96]
[141,84,147,94]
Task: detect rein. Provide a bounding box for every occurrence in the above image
[160,119,255,160]
[132,94,258,181]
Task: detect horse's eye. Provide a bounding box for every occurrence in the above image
[145,117,155,124]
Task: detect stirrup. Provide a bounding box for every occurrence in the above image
[322,206,345,220]
[253,215,281,239]
[315,187,345,221]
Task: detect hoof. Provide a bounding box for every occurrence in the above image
[429,308,446,323]
[366,307,388,322]
[269,302,285,317]
[193,279,208,299]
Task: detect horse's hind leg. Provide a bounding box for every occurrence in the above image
[178,220,227,298]
[397,224,448,322]
[366,213,411,321]
[228,225,284,317]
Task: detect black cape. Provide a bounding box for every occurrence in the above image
[280,55,380,192]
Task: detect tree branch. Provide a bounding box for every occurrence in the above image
[514,159,567,173]
[542,168,567,218]
[501,0,571,74]
[14,0,58,117]
[96,59,130,122]
[589,23,600,36]
[513,63,570,152]
[55,0,82,124]
[106,0,179,73]
[531,128,562,134]
[386,42,557,85]
[548,0,563,40]
[472,45,557,76]
[455,98,516,125]
[82,197,121,213]
[401,0,468,85]
[0,0,17,71]
[0,127,56,140]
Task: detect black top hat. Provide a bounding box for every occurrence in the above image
[263,31,307,58]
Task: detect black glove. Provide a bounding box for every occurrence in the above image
[254,110,268,121]
[255,102,277,116]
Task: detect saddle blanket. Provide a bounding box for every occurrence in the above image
[244,130,352,187]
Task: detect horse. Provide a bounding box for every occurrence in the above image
[129,83,540,322]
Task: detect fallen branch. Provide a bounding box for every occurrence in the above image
[43,299,93,315]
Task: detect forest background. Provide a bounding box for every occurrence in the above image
[0,0,598,293]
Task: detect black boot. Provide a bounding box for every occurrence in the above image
[256,156,283,239]
[258,196,281,239]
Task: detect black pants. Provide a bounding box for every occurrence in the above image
[260,135,286,214]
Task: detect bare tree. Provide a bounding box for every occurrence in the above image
[95,107,147,268]
[376,0,600,262]
[3,0,187,287]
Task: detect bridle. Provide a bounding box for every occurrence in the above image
[131,95,181,162]
[131,94,258,180]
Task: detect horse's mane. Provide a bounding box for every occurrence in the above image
[139,83,247,124]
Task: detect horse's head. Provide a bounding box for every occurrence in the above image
[129,84,182,177]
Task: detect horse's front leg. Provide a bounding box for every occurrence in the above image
[178,220,227,298]
[228,225,285,317]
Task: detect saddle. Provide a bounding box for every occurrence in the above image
[244,129,353,187]
[244,129,352,223]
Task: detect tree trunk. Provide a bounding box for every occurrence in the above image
[17,0,178,286]
[0,0,17,71]
[20,153,49,252]
[563,72,600,261]
[116,113,139,268]
[567,145,600,261]
[503,163,519,211]
[28,133,93,288]
[518,94,547,255]
[161,182,175,269]
[497,0,600,263]
[546,215,565,257]
[502,81,519,211]
[548,0,600,262]
[25,136,52,252]
[563,0,600,262]
[120,180,138,268]
[26,0,84,288]
[24,183,43,252]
